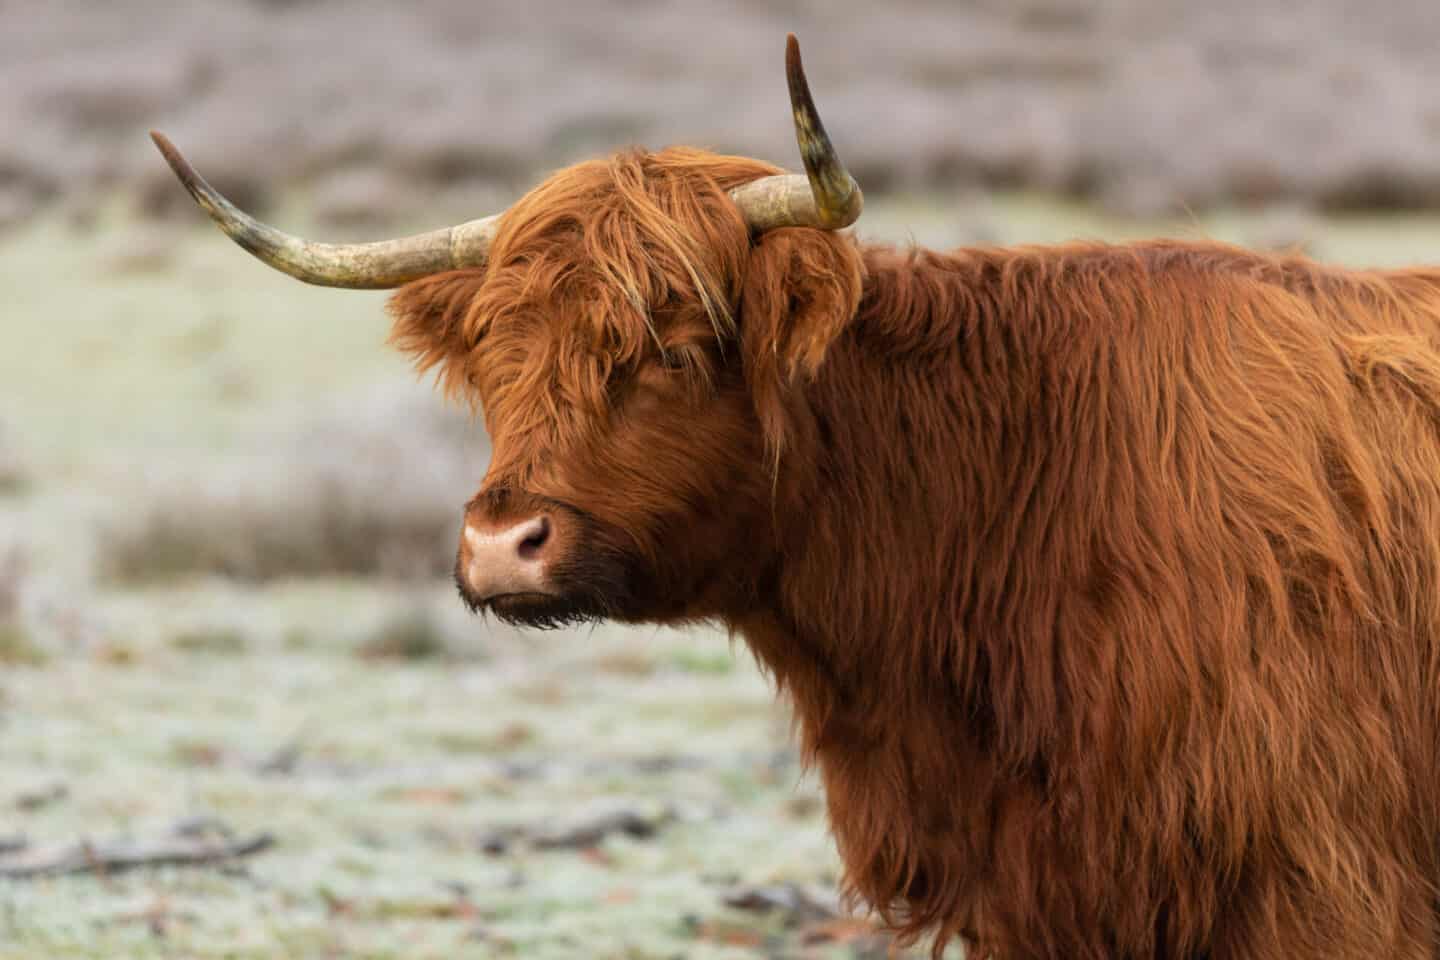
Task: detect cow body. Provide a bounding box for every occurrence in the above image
[383,160,1440,954]
[397,217,1440,957]
[735,240,1440,957]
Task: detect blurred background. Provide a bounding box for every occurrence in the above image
[3,1,1440,957]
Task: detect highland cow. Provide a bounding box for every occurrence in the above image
[153,36,1440,959]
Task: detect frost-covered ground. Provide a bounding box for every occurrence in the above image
[4,196,1440,957]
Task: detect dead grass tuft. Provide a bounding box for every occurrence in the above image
[0,624,45,667]
[0,549,43,666]
[0,424,28,498]
[170,627,248,656]
[357,607,449,661]
[97,385,487,585]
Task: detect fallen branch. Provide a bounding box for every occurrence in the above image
[478,805,681,855]
[722,882,841,925]
[13,783,67,812]
[0,831,274,880]
[533,807,676,850]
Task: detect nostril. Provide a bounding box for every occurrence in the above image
[517,517,550,561]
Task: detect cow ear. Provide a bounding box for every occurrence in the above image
[738,228,864,458]
[386,269,488,404]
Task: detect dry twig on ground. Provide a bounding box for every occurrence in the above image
[478,805,680,855]
[0,830,274,880]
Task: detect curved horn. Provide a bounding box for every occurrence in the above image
[149,131,498,290]
[727,34,863,232]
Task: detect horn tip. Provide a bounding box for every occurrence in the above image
[149,130,179,163]
[148,130,208,206]
[149,130,186,176]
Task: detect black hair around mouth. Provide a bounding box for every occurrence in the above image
[484,591,607,630]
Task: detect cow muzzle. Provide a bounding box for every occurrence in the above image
[457,508,557,606]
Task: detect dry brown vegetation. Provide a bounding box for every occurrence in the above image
[0,547,44,667]
[5,0,1440,233]
[0,422,27,497]
[355,605,450,660]
[96,387,487,585]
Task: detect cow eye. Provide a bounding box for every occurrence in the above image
[658,350,688,372]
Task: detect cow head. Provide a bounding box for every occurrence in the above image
[153,35,865,629]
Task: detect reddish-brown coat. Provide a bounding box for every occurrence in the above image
[390,147,1440,958]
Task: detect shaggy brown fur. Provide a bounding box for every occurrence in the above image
[389,147,1440,958]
